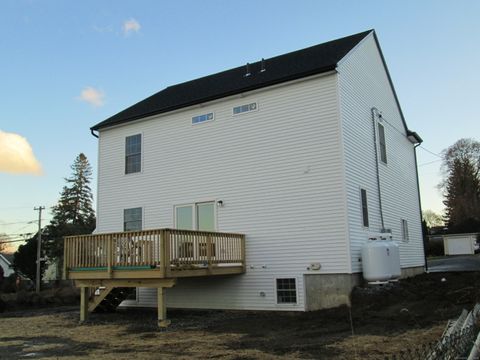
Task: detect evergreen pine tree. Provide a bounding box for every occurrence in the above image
[441,139,480,233]
[44,153,96,263]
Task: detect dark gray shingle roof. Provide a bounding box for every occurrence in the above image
[92,30,373,131]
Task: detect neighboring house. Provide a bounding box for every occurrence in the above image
[443,233,479,255]
[0,253,14,278]
[69,29,424,315]
[43,259,59,281]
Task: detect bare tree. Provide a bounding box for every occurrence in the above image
[422,210,444,228]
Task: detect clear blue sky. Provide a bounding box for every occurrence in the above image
[1,0,479,249]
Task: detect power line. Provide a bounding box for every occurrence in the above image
[0,205,38,210]
[419,159,442,167]
[418,145,442,159]
[0,220,37,226]
[2,232,34,237]
[376,113,443,161]
[0,238,28,244]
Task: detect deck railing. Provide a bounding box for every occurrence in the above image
[63,228,246,276]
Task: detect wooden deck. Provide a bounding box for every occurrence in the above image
[63,228,246,326]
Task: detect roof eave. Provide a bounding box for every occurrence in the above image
[91,64,338,131]
[407,130,423,144]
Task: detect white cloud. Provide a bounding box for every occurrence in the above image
[123,18,140,35]
[0,130,42,175]
[92,24,114,33]
[78,86,105,107]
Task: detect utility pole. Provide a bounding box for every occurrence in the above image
[34,206,45,293]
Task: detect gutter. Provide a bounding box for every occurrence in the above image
[371,107,385,231]
[90,129,99,138]
[411,137,427,272]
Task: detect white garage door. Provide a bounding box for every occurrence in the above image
[446,238,473,255]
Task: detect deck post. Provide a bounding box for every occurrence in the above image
[206,234,212,270]
[62,237,68,280]
[157,287,170,328]
[241,235,246,272]
[164,229,171,278]
[80,286,89,323]
[107,235,112,278]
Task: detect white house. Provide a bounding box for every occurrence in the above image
[0,253,14,278]
[443,233,479,255]
[84,29,424,313]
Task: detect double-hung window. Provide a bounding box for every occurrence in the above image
[125,134,142,174]
[276,278,297,304]
[124,207,142,231]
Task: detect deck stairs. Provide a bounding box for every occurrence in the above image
[89,287,135,313]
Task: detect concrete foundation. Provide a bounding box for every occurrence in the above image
[304,266,425,311]
[304,273,362,311]
[400,266,424,278]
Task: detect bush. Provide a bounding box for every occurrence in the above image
[426,239,444,256]
[1,274,18,293]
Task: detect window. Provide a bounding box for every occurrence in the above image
[125,134,142,174]
[175,202,216,231]
[378,123,387,164]
[175,205,193,230]
[125,288,138,302]
[233,102,257,115]
[192,112,214,125]
[276,278,297,304]
[124,207,142,231]
[361,189,369,228]
[175,202,216,259]
[196,202,215,231]
[401,219,409,242]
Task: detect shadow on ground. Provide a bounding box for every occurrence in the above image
[0,335,102,359]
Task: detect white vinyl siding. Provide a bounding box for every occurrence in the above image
[96,73,347,311]
[338,33,424,271]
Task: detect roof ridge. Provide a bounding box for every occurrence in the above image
[165,29,374,91]
[92,29,373,131]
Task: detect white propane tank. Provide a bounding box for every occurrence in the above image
[362,239,392,282]
[387,240,401,280]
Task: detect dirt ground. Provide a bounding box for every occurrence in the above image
[0,271,479,360]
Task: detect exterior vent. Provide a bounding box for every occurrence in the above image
[233,102,257,115]
[260,58,266,72]
[244,63,251,77]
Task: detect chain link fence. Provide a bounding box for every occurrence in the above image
[385,324,479,360]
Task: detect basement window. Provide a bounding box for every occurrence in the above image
[233,102,257,115]
[276,278,297,304]
[192,112,214,125]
